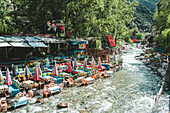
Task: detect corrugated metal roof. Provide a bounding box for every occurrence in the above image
[37,36,66,43]
[0,35,66,47]
[5,36,25,42]
[0,36,5,42]
[0,42,11,47]
[28,42,48,47]
[10,42,30,47]
[25,36,40,41]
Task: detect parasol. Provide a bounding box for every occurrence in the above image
[5,68,12,86]
[52,63,58,76]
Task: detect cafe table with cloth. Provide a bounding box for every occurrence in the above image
[46,85,61,94]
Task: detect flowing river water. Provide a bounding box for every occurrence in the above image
[11,47,169,113]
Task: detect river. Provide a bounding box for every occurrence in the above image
[11,47,169,113]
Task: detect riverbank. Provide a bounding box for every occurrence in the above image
[134,47,169,85]
[9,47,169,113]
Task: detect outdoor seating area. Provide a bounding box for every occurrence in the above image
[0,53,123,112]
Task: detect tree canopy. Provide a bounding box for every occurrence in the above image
[153,0,170,50]
[0,0,138,44]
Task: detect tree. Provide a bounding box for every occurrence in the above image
[153,0,170,31]
[0,0,13,34]
[153,0,170,50]
[1,0,138,43]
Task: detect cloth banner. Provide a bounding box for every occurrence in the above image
[106,35,115,47]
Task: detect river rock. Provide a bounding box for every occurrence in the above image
[57,102,68,108]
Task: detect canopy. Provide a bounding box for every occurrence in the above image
[34,66,39,81]
[5,68,12,86]
[67,59,73,72]
[91,56,96,68]
[83,58,87,68]
[52,63,58,76]
[73,58,77,69]
[11,64,17,77]
[24,66,31,78]
[0,69,4,81]
[46,58,50,67]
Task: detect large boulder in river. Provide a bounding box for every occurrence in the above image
[57,102,68,108]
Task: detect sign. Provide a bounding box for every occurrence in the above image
[72,41,88,45]
[74,50,86,57]
[106,35,115,47]
[79,44,86,49]
[46,20,64,33]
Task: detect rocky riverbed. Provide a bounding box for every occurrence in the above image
[9,47,169,113]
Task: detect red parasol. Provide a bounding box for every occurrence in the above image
[34,66,39,81]
[5,68,12,86]
[98,57,102,69]
[67,59,73,72]
[52,63,58,76]
[107,54,110,63]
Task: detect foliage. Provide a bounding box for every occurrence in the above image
[0,0,12,34]
[0,0,138,45]
[154,29,170,50]
[153,0,170,50]
[96,40,101,49]
[153,0,170,31]
[136,33,145,40]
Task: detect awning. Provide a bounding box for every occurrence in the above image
[0,42,11,47]
[106,35,115,47]
[28,42,48,47]
[131,39,136,42]
[10,42,30,47]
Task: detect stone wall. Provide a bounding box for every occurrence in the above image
[86,48,108,60]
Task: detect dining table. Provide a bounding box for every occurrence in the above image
[47,85,61,94]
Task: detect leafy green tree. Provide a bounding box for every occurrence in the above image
[136,33,145,40]
[0,0,13,34]
[1,0,138,45]
[153,0,170,50]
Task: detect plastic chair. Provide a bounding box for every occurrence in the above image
[91,74,96,79]
[81,79,88,86]
[68,78,74,87]
[42,85,51,98]
[96,73,101,78]
[103,70,109,78]
[42,89,50,98]
[0,100,7,112]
